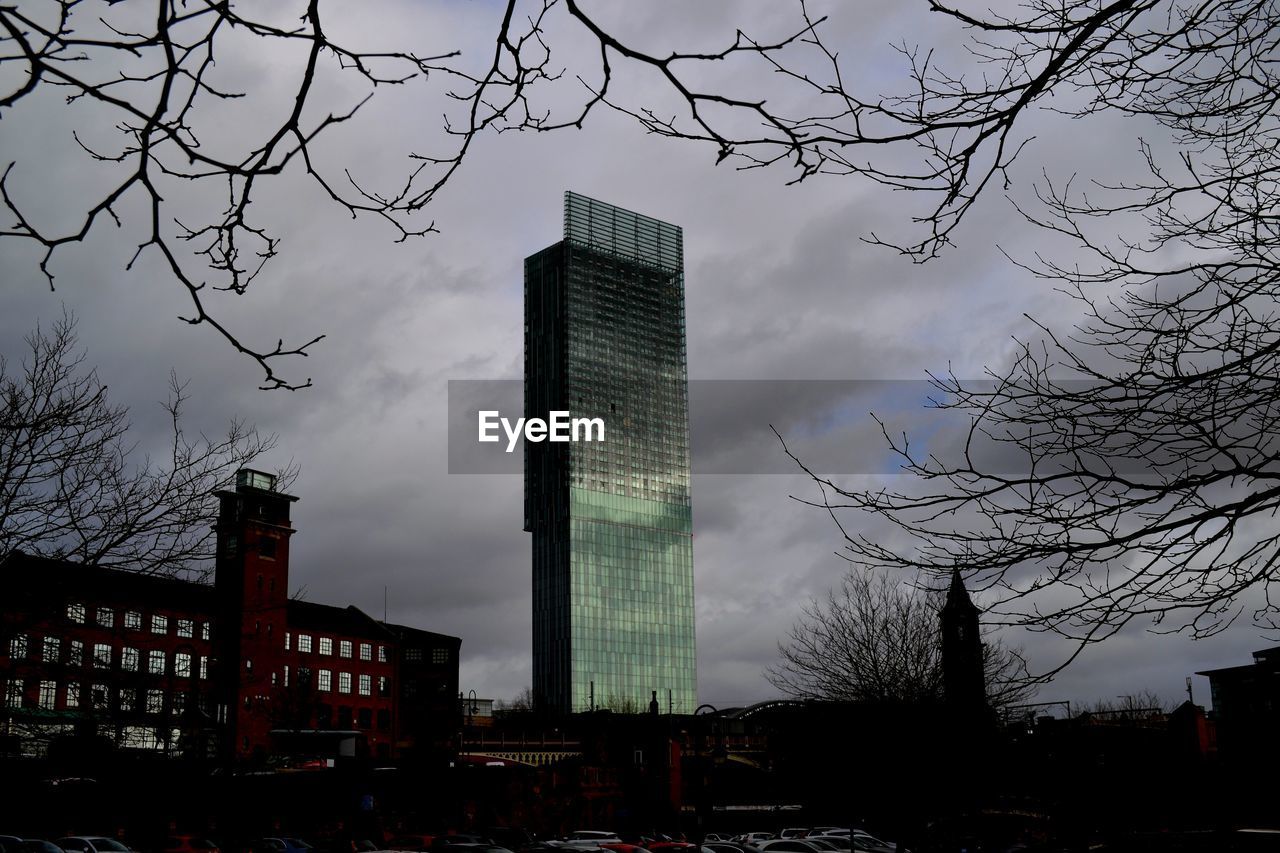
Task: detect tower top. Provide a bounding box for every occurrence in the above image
[945,568,979,614]
[563,191,682,270]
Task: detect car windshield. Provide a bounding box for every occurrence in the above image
[22,843,63,853]
[91,841,131,852]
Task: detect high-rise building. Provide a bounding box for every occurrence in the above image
[525,191,696,714]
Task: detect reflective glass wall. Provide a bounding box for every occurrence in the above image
[525,192,697,714]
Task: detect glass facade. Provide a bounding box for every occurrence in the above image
[525,191,697,714]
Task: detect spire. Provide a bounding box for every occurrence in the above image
[945,568,978,613]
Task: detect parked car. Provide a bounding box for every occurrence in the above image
[58,838,136,853]
[600,844,651,853]
[803,838,851,852]
[562,835,621,848]
[776,833,811,841]
[731,836,771,847]
[704,842,761,853]
[756,841,824,853]
[22,842,66,853]
[249,839,313,853]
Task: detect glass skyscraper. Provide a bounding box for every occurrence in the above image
[524,191,696,715]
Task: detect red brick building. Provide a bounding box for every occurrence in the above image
[0,469,459,763]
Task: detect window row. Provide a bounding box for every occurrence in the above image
[61,604,210,640]
[315,703,391,731]
[285,633,384,662]
[6,636,208,679]
[4,678,204,716]
[289,666,388,698]
[403,647,451,665]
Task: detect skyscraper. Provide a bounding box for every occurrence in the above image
[525,191,696,715]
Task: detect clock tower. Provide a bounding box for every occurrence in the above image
[940,568,987,713]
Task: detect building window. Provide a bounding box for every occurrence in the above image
[318,637,333,656]
[317,670,332,692]
[174,652,192,678]
[358,674,371,697]
[148,650,166,675]
[177,619,193,638]
[259,537,278,559]
[66,603,86,623]
[4,680,22,708]
[377,645,387,663]
[119,687,135,712]
[146,689,164,714]
[201,622,210,641]
[376,709,390,731]
[298,634,312,653]
[96,607,114,628]
[93,643,112,668]
[285,632,291,651]
[339,640,352,659]
[283,665,290,687]
[65,683,80,709]
[42,636,60,662]
[271,671,278,686]
[91,683,109,710]
[404,648,422,663]
[121,647,139,672]
[199,656,209,680]
[9,634,28,659]
[359,643,372,661]
[432,648,449,665]
[125,610,142,630]
[39,680,56,709]
[338,672,352,694]
[172,692,185,713]
[357,707,372,728]
[297,667,311,688]
[68,640,83,666]
[337,706,353,728]
[378,676,389,697]
[151,614,168,635]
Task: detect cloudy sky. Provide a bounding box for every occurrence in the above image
[1,0,1269,712]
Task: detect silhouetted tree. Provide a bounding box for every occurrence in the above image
[1,310,289,578]
[753,0,1280,677]
[766,570,1037,710]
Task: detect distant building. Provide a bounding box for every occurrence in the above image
[1198,645,1280,763]
[0,469,459,763]
[524,192,697,714]
[940,568,986,713]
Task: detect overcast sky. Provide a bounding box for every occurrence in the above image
[1,0,1270,712]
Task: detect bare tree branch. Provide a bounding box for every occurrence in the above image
[0,309,290,579]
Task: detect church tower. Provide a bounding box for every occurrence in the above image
[940,568,987,712]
